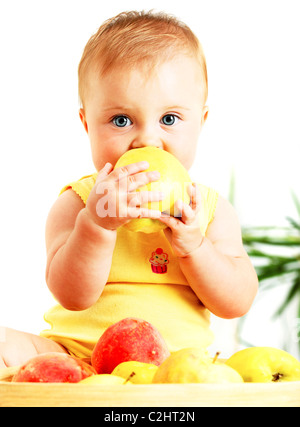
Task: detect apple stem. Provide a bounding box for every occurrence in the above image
[272,373,283,382]
[212,352,221,364]
[124,371,136,384]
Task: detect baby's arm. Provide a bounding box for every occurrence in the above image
[45,162,162,311]
[45,188,116,311]
[160,190,258,319]
[180,197,258,318]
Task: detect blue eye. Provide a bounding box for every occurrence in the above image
[112,115,132,127]
[161,114,179,126]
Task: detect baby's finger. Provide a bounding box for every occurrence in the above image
[95,163,114,183]
[188,183,201,212]
[128,191,165,208]
[158,212,182,230]
[112,161,150,181]
[126,170,161,192]
[175,199,195,225]
[112,161,160,192]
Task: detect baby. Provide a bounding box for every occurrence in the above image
[0,10,258,368]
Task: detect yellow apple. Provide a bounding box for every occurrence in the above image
[114,147,192,233]
[152,348,244,384]
[112,361,158,384]
[226,347,300,382]
[79,374,132,385]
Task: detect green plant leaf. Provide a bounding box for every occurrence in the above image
[239,188,300,353]
[274,274,300,317]
[243,234,300,246]
[255,265,300,282]
[291,190,300,218]
[245,247,297,263]
[286,216,300,231]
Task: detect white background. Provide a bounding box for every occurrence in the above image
[0,0,299,356]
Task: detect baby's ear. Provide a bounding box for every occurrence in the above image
[79,108,88,133]
[201,106,209,126]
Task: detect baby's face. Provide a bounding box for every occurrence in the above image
[80,55,208,171]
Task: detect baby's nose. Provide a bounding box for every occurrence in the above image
[131,130,163,150]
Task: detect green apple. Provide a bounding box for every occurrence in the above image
[114,147,192,233]
[112,361,158,384]
[226,347,300,382]
[152,348,244,384]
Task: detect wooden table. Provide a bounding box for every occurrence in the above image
[1,378,300,407]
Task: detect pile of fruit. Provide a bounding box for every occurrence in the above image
[11,318,300,385]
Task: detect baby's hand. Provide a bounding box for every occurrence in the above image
[86,161,164,231]
[159,183,204,257]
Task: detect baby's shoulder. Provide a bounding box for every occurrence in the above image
[59,173,98,205]
[206,195,242,242]
[214,195,237,216]
[45,189,85,249]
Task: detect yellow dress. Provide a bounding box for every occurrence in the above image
[41,173,219,357]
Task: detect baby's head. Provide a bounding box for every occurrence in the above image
[78,10,208,109]
[78,11,209,171]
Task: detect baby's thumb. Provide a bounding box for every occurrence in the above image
[96,163,113,183]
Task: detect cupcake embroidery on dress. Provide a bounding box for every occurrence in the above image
[149,248,169,274]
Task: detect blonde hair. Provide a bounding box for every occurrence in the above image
[78,10,208,107]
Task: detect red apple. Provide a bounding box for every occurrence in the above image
[91,317,170,374]
[12,352,96,383]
